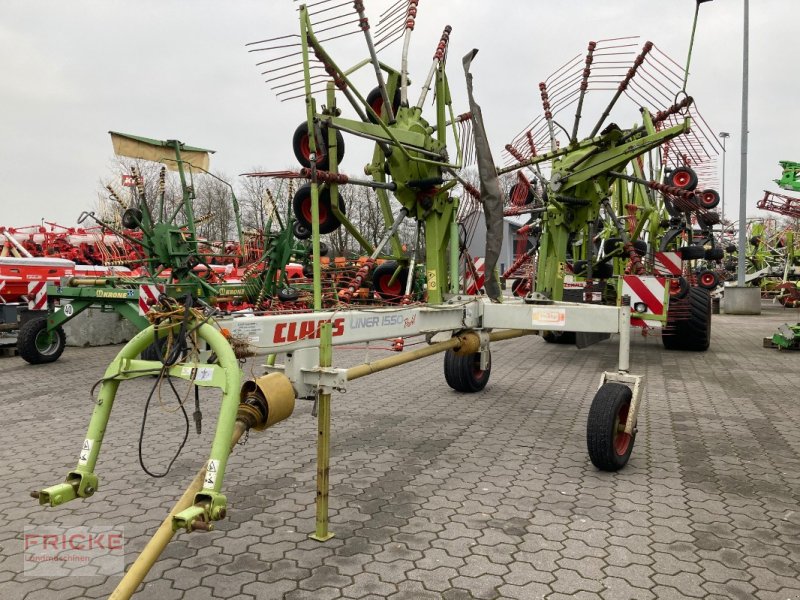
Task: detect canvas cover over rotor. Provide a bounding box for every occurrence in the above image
[462,49,503,302]
[109,131,214,171]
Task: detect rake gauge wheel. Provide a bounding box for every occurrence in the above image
[443,349,491,393]
[292,121,346,170]
[366,86,401,123]
[587,382,635,471]
[292,184,345,235]
[668,166,699,191]
[697,269,719,290]
[698,189,720,210]
[371,261,408,299]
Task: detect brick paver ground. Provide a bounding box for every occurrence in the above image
[1,303,799,599]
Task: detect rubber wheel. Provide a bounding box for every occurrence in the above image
[293,220,311,240]
[603,238,623,254]
[277,287,300,302]
[668,166,698,191]
[725,244,737,254]
[292,121,345,170]
[587,382,635,471]
[668,276,690,300]
[662,286,711,351]
[372,261,408,299]
[705,247,724,261]
[141,337,166,361]
[698,189,720,209]
[697,270,719,290]
[18,317,66,364]
[679,245,706,260]
[292,184,345,235]
[508,181,535,205]
[443,349,491,393]
[542,331,577,344]
[573,261,613,279]
[366,86,400,123]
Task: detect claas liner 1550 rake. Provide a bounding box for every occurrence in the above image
[34,2,646,596]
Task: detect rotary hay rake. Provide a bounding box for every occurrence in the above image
[497,35,723,351]
[33,3,650,597]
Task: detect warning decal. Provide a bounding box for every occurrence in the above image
[78,439,94,466]
[204,459,220,489]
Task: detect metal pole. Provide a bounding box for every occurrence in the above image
[737,0,749,287]
[718,132,729,222]
[310,322,334,541]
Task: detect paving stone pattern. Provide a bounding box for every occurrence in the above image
[1,304,799,599]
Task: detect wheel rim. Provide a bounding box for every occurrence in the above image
[472,354,488,379]
[299,134,324,164]
[35,330,59,355]
[702,192,716,207]
[700,273,715,287]
[378,274,402,296]
[301,198,328,224]
[614,402,632,456]
[371,98,383,118]
[672,171,690,187]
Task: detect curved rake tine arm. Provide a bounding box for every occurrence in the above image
[416,25,451,109]
[570,41,597,144]
[399,0,419,105]
[353,0,395,122]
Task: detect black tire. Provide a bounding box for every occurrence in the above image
[662,286,711,351]
[698,189,720,209]
[292,184,345,235]
[141,337,166,361]
[603,238,623,254]
[705,247,724,261]
[667,166,698,191]
[366,86,400,123]
[573,261,614,279]
[508,181,535,205]
[292,121,345,170]
[725,244,737,254]
[586,382,635,471]
[697,211,721,228]
[372,261,408,299]
[293,220,311,240]
[277,287,300,302]
[542,331,577,344]
[18,317,66,364]
[678,245,705,260]
[443,349,491,393]
[697,270,719,290]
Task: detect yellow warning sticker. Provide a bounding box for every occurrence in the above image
[426,269,438,291]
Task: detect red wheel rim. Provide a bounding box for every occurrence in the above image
[371,98,383,118]
[472,354,487,379]
[614,402,632,456]
[300,134,324,164]
[672,171,690,188]
[669,278,681,297]
[301,198,328,224]
[378,274,401,296]
[701,192,717,207]
[700,272,715,287]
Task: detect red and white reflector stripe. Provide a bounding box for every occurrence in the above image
[27,281,47,310]
[653,251,682,276]
[622,275,666,328]
[138,284,163,316]
[0,280,6,303]
[465,257,486,295]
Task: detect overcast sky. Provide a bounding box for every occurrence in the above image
[1,0,795,228]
